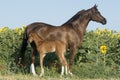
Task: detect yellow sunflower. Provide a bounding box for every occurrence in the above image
[118,34,120,39]
[21,25,26,32]
[100,45,107,54]
[15,28,19,33]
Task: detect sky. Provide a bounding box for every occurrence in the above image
[0,0,120,31]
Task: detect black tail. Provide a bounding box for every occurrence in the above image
[18,28,28,66]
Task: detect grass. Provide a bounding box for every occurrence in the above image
[0,64,120,80]
[0,74,120,80]
[0,74,80,80]
[0,61,120,80]
[1,62,120,79]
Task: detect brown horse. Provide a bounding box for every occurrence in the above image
[18,5,107,76]
[29,31,68,76]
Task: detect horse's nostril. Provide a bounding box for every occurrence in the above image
[102,18,107,25]
[104,18,107,23]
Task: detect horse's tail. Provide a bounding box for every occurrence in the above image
[18,27,28,66]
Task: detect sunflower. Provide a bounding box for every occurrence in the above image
[15,28,19,33]
[100,45,107,54]
[118,34,120,39]
[21,25,26,32]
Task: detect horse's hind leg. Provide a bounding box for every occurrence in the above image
[30,49,37,76]
[57,52,68,76]
[39,53,46,77]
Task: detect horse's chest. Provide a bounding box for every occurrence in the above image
[69,32,80,44]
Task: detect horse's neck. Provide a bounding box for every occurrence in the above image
[79,18,90,32]
[70,16,90,43]
[73,16,90,34]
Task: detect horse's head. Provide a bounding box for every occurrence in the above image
[28,33,34,43]
[90,5,107,25]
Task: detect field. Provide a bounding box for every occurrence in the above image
[0,74,81,80]
[0,26,120,79]
[0,75,120,80]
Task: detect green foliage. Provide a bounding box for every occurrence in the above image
[76,29,120,64]
[0,27,120,78]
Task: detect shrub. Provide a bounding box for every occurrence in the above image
[0,27,120,78]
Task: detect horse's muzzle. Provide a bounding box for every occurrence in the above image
[102,18,107,25]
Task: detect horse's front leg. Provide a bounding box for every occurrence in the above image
[68,47,78,76]
[30,49,37,76]
[39,53,46,77]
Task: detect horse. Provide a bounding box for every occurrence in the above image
[28,31,69,76]
[18,5,107,76]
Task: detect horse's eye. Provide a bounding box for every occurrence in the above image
[95,11,99,14]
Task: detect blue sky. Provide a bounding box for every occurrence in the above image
[0,0,120,31]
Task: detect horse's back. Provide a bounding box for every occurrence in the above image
[26,22,56,35]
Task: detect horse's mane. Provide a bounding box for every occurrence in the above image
[62,9,85,26]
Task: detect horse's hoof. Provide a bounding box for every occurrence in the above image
[33,74,38,76]
[39,73,44,77]
[68,71,73,76]
[60,74,64,78]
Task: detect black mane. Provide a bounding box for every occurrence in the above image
[62,10,85,26]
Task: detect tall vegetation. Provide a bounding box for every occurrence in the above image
[0,26,120,78]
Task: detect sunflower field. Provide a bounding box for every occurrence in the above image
[0,26,120,79]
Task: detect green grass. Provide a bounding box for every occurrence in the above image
[0,74,120,80]
[0,63,120,80]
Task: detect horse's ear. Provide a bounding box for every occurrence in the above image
[93,4,98,10]
[94,4,98,8]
